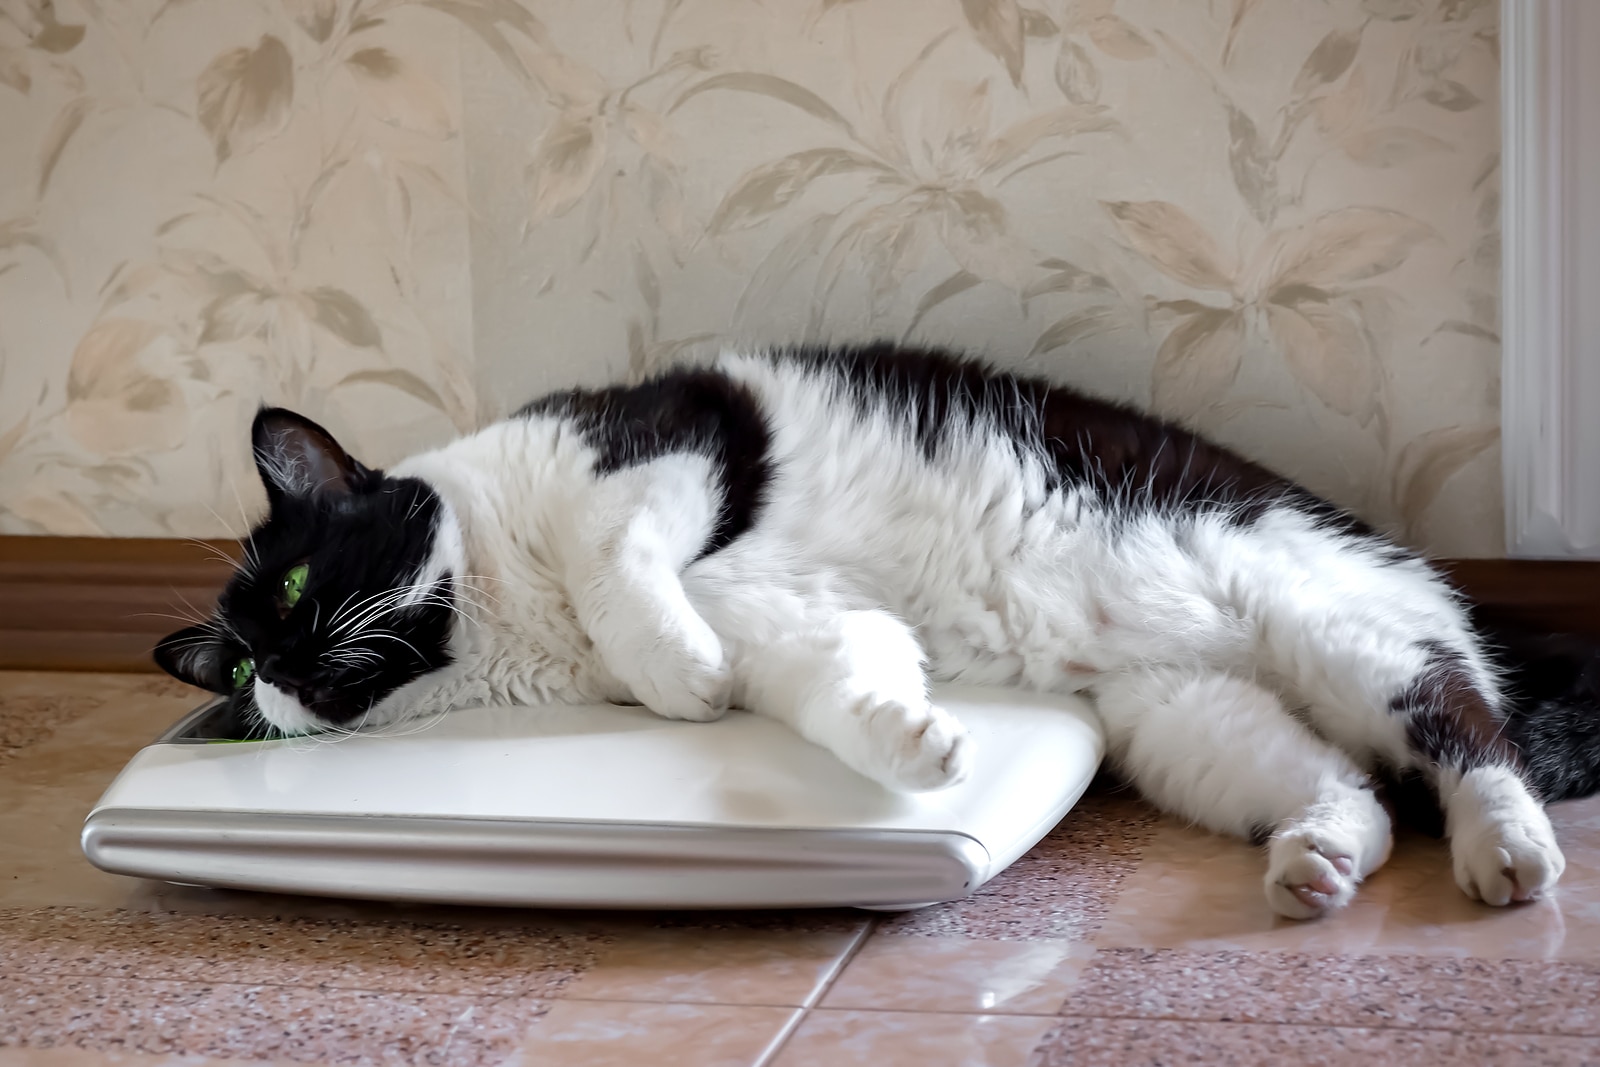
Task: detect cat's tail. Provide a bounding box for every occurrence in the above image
[1486,622,1600,801]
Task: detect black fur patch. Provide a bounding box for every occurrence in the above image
[1489,624,1600,801]
[775,343,1390,545]
[1374,767,1447,838]
[1391,639,1519,773]
[519,368,772,557]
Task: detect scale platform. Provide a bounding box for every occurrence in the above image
[82,686,1103,910]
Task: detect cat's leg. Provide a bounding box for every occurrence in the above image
[736,608,971,791]
[1296,641,1564,906]
[563,457,732,722]
[1234,546,1565,906]
[1095,667,1392,919]
[687,565,971,790]
[1389,648,1565,906]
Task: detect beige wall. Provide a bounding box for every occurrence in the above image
[0,0,1502,554]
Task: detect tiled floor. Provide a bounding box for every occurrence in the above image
[3,671,1600,1066]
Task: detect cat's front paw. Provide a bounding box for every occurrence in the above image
[633,654,732,723]
[621,624,733,723]
[849,699,972,792]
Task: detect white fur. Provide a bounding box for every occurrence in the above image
[1443,765,1565,905]
[254,431,319,497]
[252,351,1565,917]
[397,494,466,610]
[564,455,733,722]
[1094,669,1394,918]
[253,679,323,736]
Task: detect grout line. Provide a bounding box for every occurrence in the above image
[753,1006,810,1067]
[749,918,878,1067]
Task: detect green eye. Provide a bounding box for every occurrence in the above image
[281,563,309,607]
[232,657,255,689]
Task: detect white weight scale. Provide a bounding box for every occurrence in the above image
[83,686,1103,910]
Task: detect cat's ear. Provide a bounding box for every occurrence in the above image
[251,408,374,502]
[153,624,233,693]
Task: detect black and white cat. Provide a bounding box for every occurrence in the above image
[156,344,1600,919]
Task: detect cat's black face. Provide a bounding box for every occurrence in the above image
[155,409,457,734]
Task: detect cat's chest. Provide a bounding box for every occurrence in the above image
[461,574,617,704]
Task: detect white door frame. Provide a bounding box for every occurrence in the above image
[1502,0,1600,558]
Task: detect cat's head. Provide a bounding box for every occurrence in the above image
[154,409,463,736]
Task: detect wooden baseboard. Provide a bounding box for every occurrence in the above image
[1439,558,1600,639]
[0,537,239,672]
[0,536,1597,673]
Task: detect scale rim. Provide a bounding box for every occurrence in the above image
[82,805,991,910]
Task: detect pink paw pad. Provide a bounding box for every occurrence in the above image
[1505,867,1541,903]
[1267,842,1360,920]
[1287,863,1347,910]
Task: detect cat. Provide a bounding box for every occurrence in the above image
[155,343,1600,919]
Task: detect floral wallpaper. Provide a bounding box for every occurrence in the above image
[0,0,475,536]
[1,0,1502,554]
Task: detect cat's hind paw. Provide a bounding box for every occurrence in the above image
[1265,833,1360,920]
[1263,786,1391,920]
[1449,767,1565,906]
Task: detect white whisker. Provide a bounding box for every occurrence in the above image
[362,629,426,661]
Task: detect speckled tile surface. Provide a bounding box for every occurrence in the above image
[4,669,1600,1067]
[875,788,1161,941]
[1058,948,1600,1035]
[1,908,604,998]
[1029,1017,1600,1067]
[0,974,549,1065]
[0,1050,304,1067]
[0,674,188,769]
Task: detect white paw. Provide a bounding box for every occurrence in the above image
[1265,827,1363,920]
[1453,810,1565,906]
[850,699,972,793]
[1448,766,1566,906]
[623,625,733,723]
[1261,788,1391,920]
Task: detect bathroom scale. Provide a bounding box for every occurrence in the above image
[82,686,1103,911]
